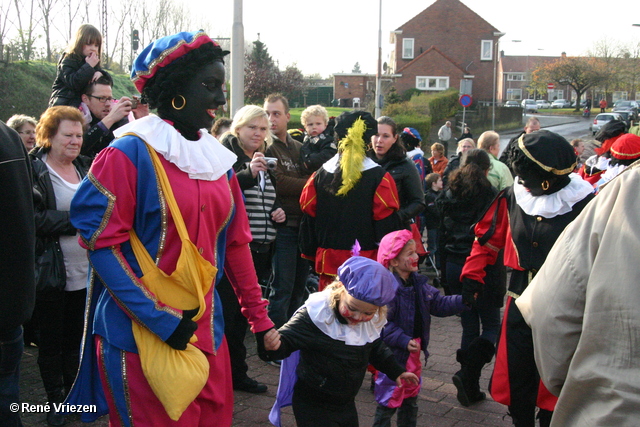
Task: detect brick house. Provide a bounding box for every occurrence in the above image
[389,0,503,103]
[333,73,376,107]
[498,53,566,102]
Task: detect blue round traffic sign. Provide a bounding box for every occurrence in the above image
[459,94,472,108]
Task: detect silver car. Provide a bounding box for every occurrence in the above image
[536,100,551,109]
[590,113,625,135]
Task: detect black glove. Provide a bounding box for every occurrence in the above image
[255,328,273,362]
[165,308,199,350]
[461,278,482,307]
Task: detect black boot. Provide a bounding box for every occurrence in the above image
[452,337,495,407]
[46,390,66,426]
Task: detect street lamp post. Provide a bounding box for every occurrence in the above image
[492,32,505,130]
[375,0,382,118]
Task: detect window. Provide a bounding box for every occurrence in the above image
[416,76,449,91]
[506,88,522,100]
[481,40,493,61]
[402,38,414,59]
[506,73,525,81]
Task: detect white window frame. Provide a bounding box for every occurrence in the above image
[416,76,449,91]
[402,38,414,59]
[507,73,525,81]
[481,40,493,61]
[506,88,522,100]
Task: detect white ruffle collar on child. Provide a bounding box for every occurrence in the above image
[513,173,594,218]
[304,290,385,346]
[114,114,237,181]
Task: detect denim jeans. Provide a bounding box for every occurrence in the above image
[0,326,24,427]
[268,226,309,328]
[446,261,500,350]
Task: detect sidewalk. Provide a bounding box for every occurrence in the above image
[18,278,513,426]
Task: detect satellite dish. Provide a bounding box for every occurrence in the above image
[383,62,388,72]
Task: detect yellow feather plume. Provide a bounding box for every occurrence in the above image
[337,118,367,196]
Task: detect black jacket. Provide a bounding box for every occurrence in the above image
[299,129,337,175]
[81,114,129,159]
[263,307,405,403]
[30,148,90,292]
[49,52,103,108]
[442,154,461,189]
[436,185,497,264]
[0,122,35,331]
[423,188,441,230]
[370,152,425,228]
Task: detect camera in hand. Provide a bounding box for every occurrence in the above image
[263,157,278,170]
[131,96,139,109]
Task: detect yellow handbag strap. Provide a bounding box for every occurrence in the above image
[128,143,190,273]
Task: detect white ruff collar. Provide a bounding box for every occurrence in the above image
[114,115,237,181]
[322,154,379,173]
[513,173,594,218]
[304,290,385,346]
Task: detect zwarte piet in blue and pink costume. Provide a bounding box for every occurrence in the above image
[66,31,273,426]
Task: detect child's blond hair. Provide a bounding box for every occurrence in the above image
[326,280,388,328]
[301,105,329,127]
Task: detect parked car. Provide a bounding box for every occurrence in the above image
[611,100,638,120]
[521,99,538,113]
[504,101,520,108]
[590,112,626,135]
[536,100,551,109]
[551,99,572,109]
[612,110,633,129]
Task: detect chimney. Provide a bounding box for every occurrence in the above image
[561,52,567,58]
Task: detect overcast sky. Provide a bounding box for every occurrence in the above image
[204,0,640,77]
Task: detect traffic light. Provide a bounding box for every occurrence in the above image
[132,29,139,51]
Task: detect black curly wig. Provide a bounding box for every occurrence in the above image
[511,147,571,194]
[141,42,228,111]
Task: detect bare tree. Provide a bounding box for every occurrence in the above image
[11,0,38,61]
[36,0,58,61]
[0,0,13,61]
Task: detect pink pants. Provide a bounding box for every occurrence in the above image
[96,335,233,426]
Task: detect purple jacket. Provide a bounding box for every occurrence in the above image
[381,272,466,365]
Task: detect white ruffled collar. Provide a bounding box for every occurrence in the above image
[513,173,594,218]
[322,154,379,173]
[114,115,237,181]
[304,290,385,346]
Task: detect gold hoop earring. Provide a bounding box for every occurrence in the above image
[541,180,550,191]
[171,95,186,110]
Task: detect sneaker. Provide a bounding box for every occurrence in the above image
[233,377,268,394]
[267,359,282,368]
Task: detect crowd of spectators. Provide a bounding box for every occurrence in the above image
[2,27,639,427]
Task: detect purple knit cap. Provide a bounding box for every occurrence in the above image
[337,257,398,306]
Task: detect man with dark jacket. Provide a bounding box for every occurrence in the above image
[0,120,35,427]
[80,75,135,158]
[264,94,311,330]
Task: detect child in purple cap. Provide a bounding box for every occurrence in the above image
[262,256,419,427]
[373,230,466,427]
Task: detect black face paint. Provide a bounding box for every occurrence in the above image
[162,61,226,140]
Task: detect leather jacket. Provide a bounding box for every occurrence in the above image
[30,148,90,292]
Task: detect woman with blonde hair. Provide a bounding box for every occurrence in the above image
[219,105,284,393]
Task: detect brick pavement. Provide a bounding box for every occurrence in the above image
[18,276,513,427]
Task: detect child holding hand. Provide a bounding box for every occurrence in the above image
[373,229,467,427]
[299,105,337,174]
[262,256,419,427]
[49,24,105,108]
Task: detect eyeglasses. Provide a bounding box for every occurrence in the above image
[88,95,115,103]
[18,130,35,136]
